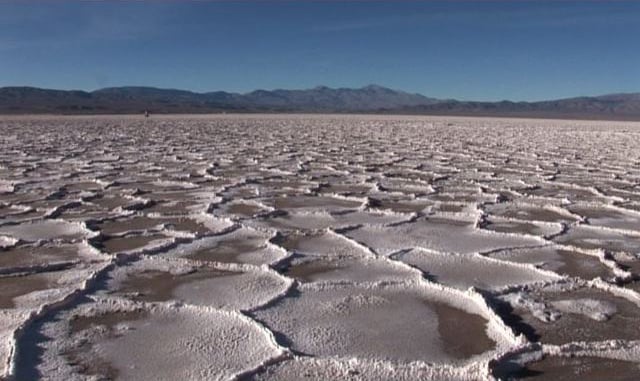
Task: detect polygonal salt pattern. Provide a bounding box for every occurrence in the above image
[1,115,640,380]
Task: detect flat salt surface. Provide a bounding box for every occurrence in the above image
[163,226,286,266]
[507,286,640,345]
[91,307,279,381]
[487,246,616,280]
[249,357,479,381]
[553,225,640,255]
[29,301,283,381]
[343,216,544,256]
[0,219,89,241]
[568,204,640,232]
[395,248,560,290]
[284,255,417,283]
[1,115,640,380]
[253,283,496,363]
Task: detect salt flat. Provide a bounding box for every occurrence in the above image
[1,114,640,380]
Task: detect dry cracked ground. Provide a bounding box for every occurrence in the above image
[1,114,640,380]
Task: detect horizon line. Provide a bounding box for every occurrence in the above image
[1,83,638,103]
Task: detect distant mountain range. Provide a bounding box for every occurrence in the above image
[1,85,640,120]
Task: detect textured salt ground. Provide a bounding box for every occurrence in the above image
[284,256,417,283]
[255,209,411,232]
[0,204,36,220]
[64,309,149,379]
[553,225,640,254]
[109,264,289,310]
[425,192,497,204]
[568,205,640,232]
[223,202,267,217]
[56,204,123,222]
[162,226,286,266]
[2,116,640,380]
[0,273,51,308]
[0,220,89,241]
[144,200,204,215]
[4,266,103,314]
[275,230,371,258]
[90,194,145,210]
[510,287,640,345]
[395,248,559,290]
[626,281,640,293]
[368,198,433,213]
[344,216,543,256]
[0,207,51,224]
[520,184,604,202]
[162,217,213,235]
[99,234,171,254]
[318,183,374,196]
[487,247,615,280]
[432,202,472,213]
[95,215,211,236]
[186,237,265,263]
[0,243,84,270]
[482,218,562,237]
[248,358,474,381]
[483,203,579,224]
[94,216,165,235]
[269,195,363,211]
[509,356,640,380]
[110,268,237,303]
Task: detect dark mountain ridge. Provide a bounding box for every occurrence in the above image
[1,85,639,120]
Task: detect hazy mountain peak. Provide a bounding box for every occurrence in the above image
[361,84,390,91]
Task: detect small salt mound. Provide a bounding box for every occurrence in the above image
[551,298,617,322]
[0,181,14,194]
[0,235,18,249]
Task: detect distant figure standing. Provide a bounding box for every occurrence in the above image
[144,110,150,118]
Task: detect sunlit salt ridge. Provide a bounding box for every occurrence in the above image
[1,115,640,380]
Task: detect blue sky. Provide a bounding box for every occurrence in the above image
[1,1,639,101]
